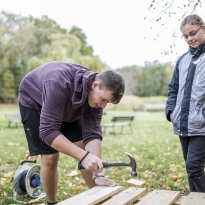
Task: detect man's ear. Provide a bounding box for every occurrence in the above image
[91,81,100,89]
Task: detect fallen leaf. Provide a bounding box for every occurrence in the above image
[68,170,78,177]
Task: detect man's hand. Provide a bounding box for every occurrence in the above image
[79,139,117,187]
[81,152,103,173]
[92,173,116,186]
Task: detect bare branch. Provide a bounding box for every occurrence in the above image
[157,0,176,14]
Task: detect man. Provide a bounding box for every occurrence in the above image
[18,61,125,205]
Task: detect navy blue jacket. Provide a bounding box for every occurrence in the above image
[166,45,205,136]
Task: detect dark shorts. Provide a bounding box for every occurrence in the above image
[19,103,83,156]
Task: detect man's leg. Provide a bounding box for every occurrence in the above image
[61,120,99,188]
[61,120,95,188]
[41,153,59,203]
[19,104,60,202]
[74,140,96,188]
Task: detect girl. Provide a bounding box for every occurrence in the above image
[166,14,205,192]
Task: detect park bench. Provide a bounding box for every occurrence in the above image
[5,113,21,128]
[58,178,205,205]
[102,115,135,135]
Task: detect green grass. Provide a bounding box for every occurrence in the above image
[0,104,188,204]
[141,96,167,104]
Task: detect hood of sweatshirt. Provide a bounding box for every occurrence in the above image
[70,64,97,109]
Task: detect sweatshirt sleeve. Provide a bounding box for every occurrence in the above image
[83,106,103,145]
[39,80,69,145]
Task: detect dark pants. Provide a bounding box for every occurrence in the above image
[19,103,83,156]
[179,136,205,192]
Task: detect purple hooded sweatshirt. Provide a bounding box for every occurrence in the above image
[18,61,103,146]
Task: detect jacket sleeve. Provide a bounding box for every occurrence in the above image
[165,62,180,121]
[83,106,103,145]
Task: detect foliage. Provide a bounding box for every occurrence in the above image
[117,61,173,97]
[0,103,188,204]
[145,0,203,56]
[147,0,202,22]
[141,96,167,104]
[117,65,141,95]
[106,95,145,111]
[138,61,173,96]
[0,11,106,103]
[69,26,94,56]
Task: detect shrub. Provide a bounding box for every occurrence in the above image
[106,95,145,111]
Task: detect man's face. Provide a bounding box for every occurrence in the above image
[88,82,113,108]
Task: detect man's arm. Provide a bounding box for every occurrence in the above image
[85,138,102,157]
[51,135,103,173]
[84,139,116,187]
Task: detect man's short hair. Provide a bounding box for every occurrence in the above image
[95,70,125,104]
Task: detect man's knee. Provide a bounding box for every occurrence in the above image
[41,153,59,169]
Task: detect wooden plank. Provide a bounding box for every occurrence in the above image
[58,186,125,205]
[126,179,145,188]
[135,190,181,205]
[174,195,186,205]
[181,192,205,205]
[101,187,147,205]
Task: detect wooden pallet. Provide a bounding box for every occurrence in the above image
[58,179,205,205]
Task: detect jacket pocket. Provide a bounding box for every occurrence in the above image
[188,97,198,120]
[190,107,205,128]
[170,104,180,124]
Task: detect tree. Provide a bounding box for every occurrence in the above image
[117,66,141,95]
[69,26,94,55]
[145,0,203,55]
[0,11,106,102]
[117,61,173,97]
[137,62,173,96]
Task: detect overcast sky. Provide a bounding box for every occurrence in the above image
[1,0,205,68]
